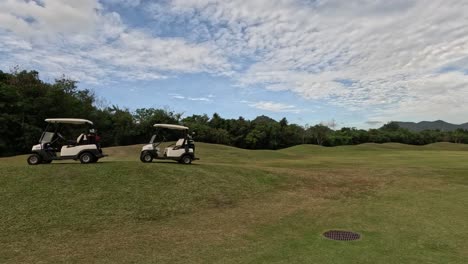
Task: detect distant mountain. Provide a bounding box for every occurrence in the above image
[395,120,468,132]
[253,115,277,124]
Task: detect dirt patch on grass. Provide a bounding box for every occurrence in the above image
[260,166,392,200]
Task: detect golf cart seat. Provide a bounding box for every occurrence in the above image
[172,138,185,150]
[76,134,87,145]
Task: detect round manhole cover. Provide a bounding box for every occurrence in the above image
[323,230,361,241]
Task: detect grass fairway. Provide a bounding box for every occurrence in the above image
[1,143,467,263]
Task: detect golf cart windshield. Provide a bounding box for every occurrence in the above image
[40,132,55,143]
[150,134,157,144]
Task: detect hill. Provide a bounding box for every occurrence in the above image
[395,120,468,131]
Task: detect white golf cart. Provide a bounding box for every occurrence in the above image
[27,118,106,165]
[140,124,198,164]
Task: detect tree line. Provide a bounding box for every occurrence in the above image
[1,69,468,156]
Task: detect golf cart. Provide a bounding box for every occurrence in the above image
[140,124,198,164]
[27,118,106,165]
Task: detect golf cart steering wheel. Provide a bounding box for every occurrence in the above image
[156,136,166,147]
[153,141,162,147]
[57,132,66,140]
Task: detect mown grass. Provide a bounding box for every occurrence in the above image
[0,142,467,263]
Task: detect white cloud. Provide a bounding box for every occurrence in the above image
[373,72,468,123]
[2,0,468,123]
[159,0,468,122]
[0,0,101,37]
[0,0,231,83]
[171,94,212,102]
[247,101,301,113]
[187,97,211,101]
[102,0,141,7]
[171,94,186,100]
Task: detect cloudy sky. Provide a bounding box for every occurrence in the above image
[1,0,468,127]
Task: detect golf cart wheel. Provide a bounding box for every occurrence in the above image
[140,151,153,163]
[79,152,94,164]
[181,155,192,165]
[27,154,42,165]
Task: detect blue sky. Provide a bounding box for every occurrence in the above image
[1,0,468,128]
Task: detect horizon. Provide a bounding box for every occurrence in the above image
[1,0,467,129]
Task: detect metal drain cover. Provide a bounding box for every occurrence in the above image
[323,230,361,241]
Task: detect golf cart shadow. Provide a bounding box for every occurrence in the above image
[148,160,201,165]
[41,160,117,165]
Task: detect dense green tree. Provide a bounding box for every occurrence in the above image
[309,124,332,145]
[2,69,468,157]
[0,70,97,155]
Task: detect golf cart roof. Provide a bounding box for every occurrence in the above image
[45,118,94,125]
[153,124,189,130]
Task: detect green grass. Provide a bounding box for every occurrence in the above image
[1,143,467,263]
